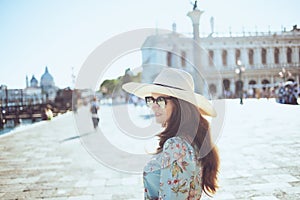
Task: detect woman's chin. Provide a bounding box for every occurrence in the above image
[155,117,163,124]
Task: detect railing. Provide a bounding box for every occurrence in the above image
[181,29,300,38]
[207,62,299,72]
[0,102,72,129]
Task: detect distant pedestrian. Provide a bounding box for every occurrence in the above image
[42,104,53,120]
[122,68,220,200]
[90,97,100,129]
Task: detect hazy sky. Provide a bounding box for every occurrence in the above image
[0,0,299,89]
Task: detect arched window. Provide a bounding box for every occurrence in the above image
[209,84,217,94]
[181,51,186,67]
[249,80,256,85]
[261,79,270,91]
[261,48,267,64]
[248,80,257,98]
[235,80,243,96]
[223,79,231,98]
[274,48,280,64]
[261,79,270,85]
[287,47,292,63]
[223,79,230,91]
[167,52,172,66]
[208,50,214,66]
[248,49,254,65]
[222,50,227,66]
[235,49,241,64]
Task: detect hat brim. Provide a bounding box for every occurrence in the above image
[122,82,217,117]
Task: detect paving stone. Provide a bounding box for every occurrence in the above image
[262,174,299,183]
[68,195,94,200]
[92,193,113,200]
[213,191,236,200]
[251,196,279,200]
[74,180,89,187]
[0,101,299,199]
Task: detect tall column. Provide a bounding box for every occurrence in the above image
[257,76,261,86]
[254,47,261,68]
[230,78,235,94]
[215,48,222,69]
[280,46,287,64]
[241,48,248,67]
[201,48,208,69]
[187,8,204,94]
[292,47,299,63]
[227,48,235,68]
[271,75,274,86]
[267,47,274,67]
[244,75,248,89]
[217,79,223,98]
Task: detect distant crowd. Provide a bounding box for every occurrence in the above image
[223,82,299,105]
[276,83,299,105]
[97,83,300,106]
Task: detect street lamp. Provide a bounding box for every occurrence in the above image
[235,60,245,105]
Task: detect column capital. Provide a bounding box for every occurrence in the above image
[187,9,204,25]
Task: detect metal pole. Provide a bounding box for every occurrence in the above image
[239,71,243,105]
[5,87,8,108]
[21,89,23,106]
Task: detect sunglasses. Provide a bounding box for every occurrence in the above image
[145,96,173,108]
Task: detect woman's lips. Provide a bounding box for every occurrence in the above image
[155,113,162,117]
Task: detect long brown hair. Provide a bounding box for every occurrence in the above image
[156,97,220,196]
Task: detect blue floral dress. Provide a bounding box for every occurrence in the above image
[143,137,202,200]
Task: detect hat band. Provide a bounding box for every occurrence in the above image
[154,83,184,91]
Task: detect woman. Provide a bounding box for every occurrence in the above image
[122,68,219,200]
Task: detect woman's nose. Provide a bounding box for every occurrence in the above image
[151,103,160,110]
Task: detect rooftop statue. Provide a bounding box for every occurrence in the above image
[193,0,198,10]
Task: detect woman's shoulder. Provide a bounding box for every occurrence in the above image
[163,136,193,151]
[164,136,185,144]
[161,136,198,167]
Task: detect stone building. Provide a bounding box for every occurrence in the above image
[141,8,300,99]
[24,66,58,102]
[40,66,57,100]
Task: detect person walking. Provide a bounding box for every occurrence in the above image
[90,97,100,129]
[122,68,220,200]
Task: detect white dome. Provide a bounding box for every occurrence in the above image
[40,66,54,87]
[30,75,38,87]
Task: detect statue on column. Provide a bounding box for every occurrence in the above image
[193,0,198,10]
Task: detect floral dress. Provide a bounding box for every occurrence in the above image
[143,136,202,200]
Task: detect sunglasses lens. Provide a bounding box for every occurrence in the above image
[145,97,154,107]
[157,97,166,108]
[145,96,168,108]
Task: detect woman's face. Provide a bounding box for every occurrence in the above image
[150,93,174,125]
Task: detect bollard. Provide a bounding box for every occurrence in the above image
[0,117,3,130]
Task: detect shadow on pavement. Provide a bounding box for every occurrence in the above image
[59,131,95,143]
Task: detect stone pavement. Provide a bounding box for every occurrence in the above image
[213,99,300,200]
[0,99,299,200]
[0,110,144,200]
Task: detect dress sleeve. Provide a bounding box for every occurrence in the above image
[158,137,193,200]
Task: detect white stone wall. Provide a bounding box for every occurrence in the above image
[141,31,300,98]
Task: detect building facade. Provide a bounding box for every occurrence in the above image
[40,66,57,100]
[141,11,300,99]
[0,66,58,106]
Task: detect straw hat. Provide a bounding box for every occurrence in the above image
[122,68,217,117]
